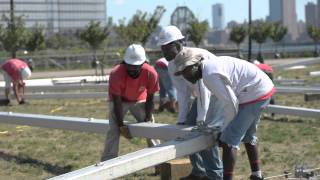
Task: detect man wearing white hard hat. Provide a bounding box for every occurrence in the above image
[158,25,224,180]
[1,58,32,105]
[101,44,160,163]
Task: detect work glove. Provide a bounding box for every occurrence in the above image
[119,125,132,139]
[192,121,214,134]
[192,121,206,131]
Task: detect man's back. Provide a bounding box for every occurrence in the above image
[202,56,274,104]
[2,59,28,81]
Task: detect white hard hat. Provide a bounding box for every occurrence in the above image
[158,25,185,46]
[20,67,31,80]
[124,44,146,65]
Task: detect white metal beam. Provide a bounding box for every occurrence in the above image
[265,105,320,119]
[0,104,318,135]
[1,86,319,100]
[49,132,215,180]
[0,92,160,101]
[274,79,305,83]
[25,84,107,92]
[0,112,108,133]
[0,92,108,100]
[0,104,319,137]
[0,112,193,140]
[276,86,320,94]
[310,71,320,77]
[272,58,320,71]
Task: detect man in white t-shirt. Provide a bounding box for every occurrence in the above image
[174,48,275,180]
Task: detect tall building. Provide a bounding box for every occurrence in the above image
[268,0,298,41]
[305,2,318,27]
[0,0,107,33]
[212,3,225,30]
[268,0,282,22]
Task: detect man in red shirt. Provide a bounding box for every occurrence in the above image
[101,44,160,162]
[154,57,177,113]
[1,58,32,105]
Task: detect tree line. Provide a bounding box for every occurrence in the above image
[230,20,320,60]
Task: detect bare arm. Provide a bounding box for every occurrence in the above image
[13,81,24,103]
[112,94,124,127]
[144,93,154,122]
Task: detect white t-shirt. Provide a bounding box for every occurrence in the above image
[201,56,275,127]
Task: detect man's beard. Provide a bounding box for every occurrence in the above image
[127,70,140,79]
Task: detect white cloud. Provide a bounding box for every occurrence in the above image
[115,0,125,6]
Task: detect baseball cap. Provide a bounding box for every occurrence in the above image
[174,48,202,76]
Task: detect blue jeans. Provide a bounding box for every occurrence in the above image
[155,67,176,101]
[185,95,224,179]
[220,99,270,149]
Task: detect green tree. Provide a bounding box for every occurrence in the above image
[0,24,3,37]
[80,20,110,60]
[269,22,287,58]
[186,19,209,47]
[114,6,165,46]
[251,20,271,62]
[0,15,28,58]
[25,23,46,54]
[229,25,247,58]
[46,33,71,49]
[307,25,320,57]
[0,24,3,50]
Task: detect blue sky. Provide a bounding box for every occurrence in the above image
[107,0,318,27]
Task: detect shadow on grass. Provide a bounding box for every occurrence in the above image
[0,151,72,175]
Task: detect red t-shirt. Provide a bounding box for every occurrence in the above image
[1,59,28,81]
[108,63,159,102]
[155,57,168,69]
[256,63,273,73]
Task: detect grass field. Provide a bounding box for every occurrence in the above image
[0,64,319,180]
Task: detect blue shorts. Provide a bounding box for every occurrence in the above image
[219,98,270,149]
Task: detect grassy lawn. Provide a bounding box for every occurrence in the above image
[0,64,319,179]
[275,64,320,85]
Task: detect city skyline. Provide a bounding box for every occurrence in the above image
[108,0,318,27]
